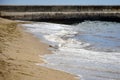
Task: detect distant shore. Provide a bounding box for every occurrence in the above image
[0,5,120,24]
[0,18,77,80]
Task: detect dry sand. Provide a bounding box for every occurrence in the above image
[0,18,78,80]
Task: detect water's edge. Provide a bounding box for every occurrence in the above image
[22,21,120,80]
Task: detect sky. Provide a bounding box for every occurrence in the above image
[0,0,120,5]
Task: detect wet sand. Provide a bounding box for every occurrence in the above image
[0,18,77,80]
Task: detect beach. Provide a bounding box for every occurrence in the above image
[0,18,77,80]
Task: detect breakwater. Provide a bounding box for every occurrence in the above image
[0,5,120,23]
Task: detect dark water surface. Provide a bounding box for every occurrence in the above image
[73,21,120,52]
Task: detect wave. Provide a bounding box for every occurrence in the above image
[23,21,120,80]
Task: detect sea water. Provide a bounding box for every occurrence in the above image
[23,21,120,80]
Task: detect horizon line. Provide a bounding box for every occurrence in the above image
[0,4,120,6]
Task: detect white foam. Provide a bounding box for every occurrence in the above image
[23,21,120,80]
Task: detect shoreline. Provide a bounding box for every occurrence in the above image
[0,18,78,80]
[1,6,120,24]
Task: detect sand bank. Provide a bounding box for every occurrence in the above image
[0,18,77,80]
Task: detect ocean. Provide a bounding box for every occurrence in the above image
[23,21,120,80]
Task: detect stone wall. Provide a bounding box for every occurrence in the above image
[0,5,120,12]
[0,5,120,23]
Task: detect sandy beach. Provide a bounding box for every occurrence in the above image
[0,18,77,80]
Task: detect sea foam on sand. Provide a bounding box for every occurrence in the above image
[23,21,120,80]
